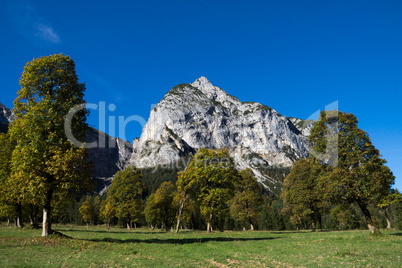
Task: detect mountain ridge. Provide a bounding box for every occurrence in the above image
[1,77,313,193]
[129,77,310,190]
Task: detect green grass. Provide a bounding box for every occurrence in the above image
[1,224,401,267]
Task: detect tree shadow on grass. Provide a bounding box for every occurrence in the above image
[390,232,402,236]
[57,228,160,235]
[86,236,281,245]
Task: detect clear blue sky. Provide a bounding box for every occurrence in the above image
[1,0,401,190]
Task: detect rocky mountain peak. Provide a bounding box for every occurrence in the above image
[191,76,215,92]
[130,77,310,190]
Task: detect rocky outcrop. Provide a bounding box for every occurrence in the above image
[288,117,315,137]
[1,77,312,192]
[129,77,309,189]
[0,102,14,133]
[86,128,133,193]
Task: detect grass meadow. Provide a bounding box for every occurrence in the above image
[0,224,401,267]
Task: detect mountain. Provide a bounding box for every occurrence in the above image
[129,77,310,191]
[287,117,315,137]
[85,128,132,194]
[0,102,14,133]
[1,78,312,193]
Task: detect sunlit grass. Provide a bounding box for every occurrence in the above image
[1,224,401,267]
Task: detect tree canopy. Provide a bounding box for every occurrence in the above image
[8,54,93,236]
[281,158,329,231]
[309,111,395,233]
[176,148,241,232]
[105,166,145,230]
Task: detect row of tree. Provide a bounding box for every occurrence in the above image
[88,149,264,232]
[281,111,400,233]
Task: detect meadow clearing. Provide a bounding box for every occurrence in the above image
[1,224,401,267]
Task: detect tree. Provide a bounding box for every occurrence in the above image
[100,198,116,230]
[176,148,240,232]
[309,111,396,233]
[79,195,93,229]
[9,54,94,236]
[377,189,401,229]
[0,133,22,227]
[393,198,402,230]
[106,166,145,230]
[229,169,262,230]
[145,181,177,231]
[281,158,328,231]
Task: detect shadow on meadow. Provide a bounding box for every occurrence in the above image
[86,236,281,245]
[390,232,402,236]
[59,228,159,235]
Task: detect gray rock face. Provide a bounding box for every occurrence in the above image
[0,102,14,133]
[86,128,133,193]
[129,77,310,187]
[288,117,315,137]
[0,102,14,124]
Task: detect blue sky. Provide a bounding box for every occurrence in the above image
[1,0,401,189]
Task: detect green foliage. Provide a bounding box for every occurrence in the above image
[8,54,94,235]
[281,158,329,231]
[176,148,241,231]
[105,166,145,228]
[79,196,93,226]
[0,133,17,220]
[145,181,177,230]
[309,111,396,232]
[330,204,361,230]
[393,199,402,230]
[141,155,192,194]
[229,169,263,230]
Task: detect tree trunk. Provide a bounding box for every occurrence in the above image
[134,222,137,229]
[357,200,376,233]
[384,208,391,229]
[107,222,110,230]
[16,202,23,228]
[127,221,131,230]
[311,218,316,232]
[318,214,322,232]
[207,205,214,233]
[243,226,246,231]
[176,196,187,233]
[207,222,212,233]
[42,206,52,236]
[250,223,254,231]
[42,189,53,237]
[7,218,10,227]
[86,223,89,229]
